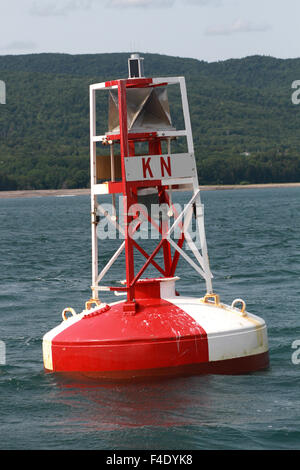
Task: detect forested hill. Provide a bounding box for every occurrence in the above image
[1,52,300,190]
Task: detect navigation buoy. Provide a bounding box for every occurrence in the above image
[43,54,269,379]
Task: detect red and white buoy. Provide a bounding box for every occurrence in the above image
[43,54,269,379]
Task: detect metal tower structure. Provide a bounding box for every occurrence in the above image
[88,54,213,313]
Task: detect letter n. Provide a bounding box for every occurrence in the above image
[160,156,172,177]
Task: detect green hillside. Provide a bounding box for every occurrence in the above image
[0,52,300,190]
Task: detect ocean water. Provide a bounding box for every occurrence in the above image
[0,187,299,450]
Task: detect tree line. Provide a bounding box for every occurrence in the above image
[1,52,300,190]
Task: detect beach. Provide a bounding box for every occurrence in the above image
[0,183,300,199]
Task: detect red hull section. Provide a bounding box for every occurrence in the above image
[46,297,269,379]
[50,352,269,381]
[51,299,209,375]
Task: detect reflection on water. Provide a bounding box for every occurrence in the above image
[41,367,291,451]
[49,373,215,431]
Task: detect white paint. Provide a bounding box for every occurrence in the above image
[152,77,182,86]
[164,296,268,362]
[159,277,179,298]
[124,153,196,182]
[42,312,85,370]
[92,183,109,195]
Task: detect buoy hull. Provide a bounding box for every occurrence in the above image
[43,295,269,379]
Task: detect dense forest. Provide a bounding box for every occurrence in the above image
[0,52,300,190]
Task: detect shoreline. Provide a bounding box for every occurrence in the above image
[0,182,300,199]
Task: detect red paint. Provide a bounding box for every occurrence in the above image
[50,298,209,375]
[158,185,172,275]
[142,157,154,178]
[106,132,158,142]
[48,295,269,378]
[105,78,153,89]
[132,240,166,277]
[125,78,153,88]
[118,80,136,304]
[134,279,161,299]
[148,138,162,156]
[160,156,172,177]
[129,140,135,156]
[50,352,269,380]
[129,239,165,287]
[107,182,123,194]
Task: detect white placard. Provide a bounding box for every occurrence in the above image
[124,153,196,182]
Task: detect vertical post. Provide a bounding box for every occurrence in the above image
[90,86,99,300]
[110,142,117,220]
[118,80,136,308]
[159,185,172,276]
[166,137,174,218]
[179,77,195,155]
[180,76,213,294]
[192,180,213,294]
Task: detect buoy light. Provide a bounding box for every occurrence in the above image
[128,53,144,78]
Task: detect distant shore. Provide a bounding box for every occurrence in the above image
[0,183,300,199]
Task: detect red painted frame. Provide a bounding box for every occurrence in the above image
[111,79,189,309]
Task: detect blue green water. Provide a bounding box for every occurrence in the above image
[0,187,299,450]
